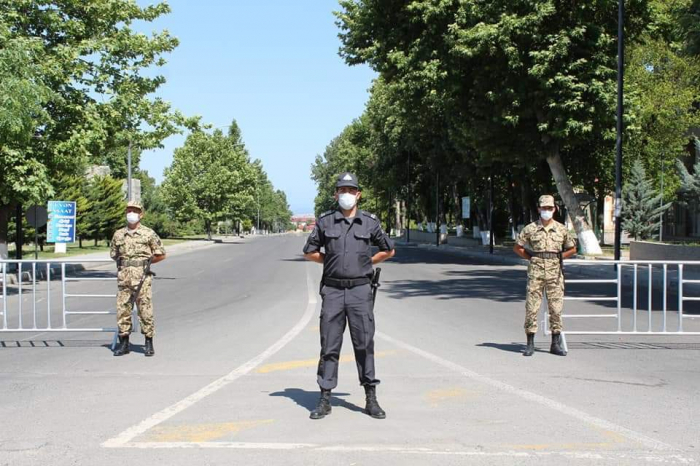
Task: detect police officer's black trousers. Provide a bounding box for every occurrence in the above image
[317,283,380,390]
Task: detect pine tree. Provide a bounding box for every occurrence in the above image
[622,160,671,241]
[87,176,124,245]
[676,138,700,204]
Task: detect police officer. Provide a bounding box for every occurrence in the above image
[110,201,166,357]
[513,195,576,357]
[303,172,396,420]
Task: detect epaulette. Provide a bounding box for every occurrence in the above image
[319,210,333,219]
[361,211,377,220]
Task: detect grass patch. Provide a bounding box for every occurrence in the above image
[14,238,189,260]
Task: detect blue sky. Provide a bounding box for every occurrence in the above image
[138,0,375,214]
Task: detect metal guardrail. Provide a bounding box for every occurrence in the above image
[544,260,700,352]
[0,259,120,339]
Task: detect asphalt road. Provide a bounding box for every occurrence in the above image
[1,235,698,466]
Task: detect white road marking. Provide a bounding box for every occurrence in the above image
[102,262,318,448]
[376,331,675,452]
[109,442,693,463]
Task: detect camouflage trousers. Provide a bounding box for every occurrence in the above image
[116,273,154,337]
[525,270,565,335]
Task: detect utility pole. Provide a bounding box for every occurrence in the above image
[406,151,411,243]
[660,156,664,241]
[614,0,625,261]
[436,172,440,247]
[127,140,132,202]
[489,173,494,255]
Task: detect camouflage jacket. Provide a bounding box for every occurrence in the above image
[516,220,575,275]
[110,225,166,264]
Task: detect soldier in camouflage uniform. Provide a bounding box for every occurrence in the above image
[513,195,577,357]
[110,201,166,357]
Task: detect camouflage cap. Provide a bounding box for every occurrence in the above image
[336,172,359,189]
[126,200,143,212]
[538,195,555,207]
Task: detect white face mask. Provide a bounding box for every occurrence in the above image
[126,212,141,225]
[338,192,358,211]
[540,210,554,221]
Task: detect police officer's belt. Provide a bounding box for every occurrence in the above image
[119,259,149,267]
[530,251,561,260]
[322,277,371,289]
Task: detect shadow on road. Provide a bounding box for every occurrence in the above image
[269,388,364,413]
[383,268,524,302]
[0,339,112,349]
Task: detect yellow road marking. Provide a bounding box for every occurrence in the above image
[145,420,274,442]
[506,442,612,451]
[256,350,397,374]
[425,387,478,406]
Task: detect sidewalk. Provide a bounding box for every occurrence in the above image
[394,239,700,293]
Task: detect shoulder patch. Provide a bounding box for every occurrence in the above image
[319,210,333,219]
[361,211,377,220]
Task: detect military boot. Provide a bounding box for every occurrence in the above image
[364,385,386,419]
[144,336,154,357]
[309,389,332,420]
[523,333,535,357]
[113,335,130,356]
[550,333,567,356]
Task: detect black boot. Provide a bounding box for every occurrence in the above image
[113,335,130,356]
[523,333,535,357]
[309,389,332,420]
[364,385,386,419]
[550,333,567,356]
[144,336,154,357]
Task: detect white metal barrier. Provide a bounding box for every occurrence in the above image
[0,259,122,342]
[544,260,700,352]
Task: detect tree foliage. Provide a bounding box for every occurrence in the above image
[622,160,671,240]
[0,0,191,257]
[161,127,257,239]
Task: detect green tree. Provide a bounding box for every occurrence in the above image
[87,176,124,246]
[336,0,654,254]
[676,138,700,204]
[161,129,256,240]
[622,160,671,240]
[0,0,189,258]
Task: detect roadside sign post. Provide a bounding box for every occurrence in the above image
[47,201,76,254]
[26,205,49,259]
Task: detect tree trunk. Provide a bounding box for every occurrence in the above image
[394,199,402,233]
[0,204,11,260]
[546,147,602,255]
[206,220,212,240]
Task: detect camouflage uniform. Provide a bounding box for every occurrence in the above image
[516,220,575,334]
[110,225,165,337]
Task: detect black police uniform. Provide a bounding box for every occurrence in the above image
[303,209,394,390]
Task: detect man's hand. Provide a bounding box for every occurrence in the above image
[304,252,325,264]
[513,244,531,260]
[151,254,166,264]
[372,249,395,265]
[561,247,577,260]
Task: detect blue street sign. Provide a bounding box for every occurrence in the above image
[47,201,76,243]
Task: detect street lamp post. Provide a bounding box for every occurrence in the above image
[614,0,625,261]
[127,140,132,202]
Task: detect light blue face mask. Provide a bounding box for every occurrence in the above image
[127,212,140,224]
[338,193,358,210]
[540,210,554,221]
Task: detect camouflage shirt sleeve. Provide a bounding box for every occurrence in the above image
[109,231,121,261]
[561,226,576,250]
[149,231,166,256]
[516,224,532,248]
